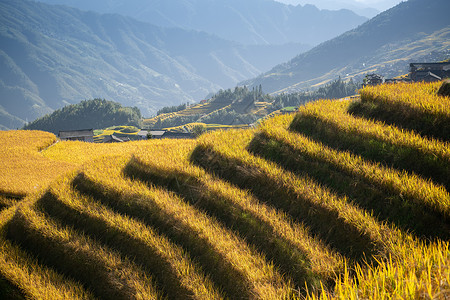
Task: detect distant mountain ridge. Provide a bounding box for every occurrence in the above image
[36,0,368,46]
[242,0,450,94]
[0,0,312,129]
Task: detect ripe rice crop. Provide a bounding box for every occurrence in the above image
[42,174,222,299]
[7,195,160,299]
[259,114,449,240]
[0,81,448,299]
[75,153,295,299]
[126,142,343,292]
[357,81,450,141]
[289,99,450,190]
[0,205,94,299]
[0,130,76,197]
[193,129,409,260]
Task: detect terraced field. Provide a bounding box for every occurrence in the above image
[143,101,229,128]
[0,81,449,299]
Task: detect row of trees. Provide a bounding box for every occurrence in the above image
[156,103,188,115]
[270,78,360,110]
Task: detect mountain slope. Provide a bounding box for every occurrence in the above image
[242,0,450,93]
[0,0,310,129]
[36,0,367,46]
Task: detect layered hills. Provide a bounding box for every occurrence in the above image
[242,0,450,93]
[0,0,313,129]
[36,0,367,46]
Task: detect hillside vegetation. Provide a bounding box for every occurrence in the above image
[144,78,360,130]
[23,99,142,134]
[0,81,449,299]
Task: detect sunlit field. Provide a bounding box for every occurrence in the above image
[0,81,448,299]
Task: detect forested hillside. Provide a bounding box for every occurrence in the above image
[145,78,360,129]
[23,99,142,134]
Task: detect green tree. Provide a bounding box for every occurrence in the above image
[191,124,206,137]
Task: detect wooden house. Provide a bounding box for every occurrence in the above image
[148,130,166,139]
[410,62,450,82]
[58,129,94,142]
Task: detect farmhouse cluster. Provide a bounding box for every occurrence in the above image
[364,61,450,86]
[58,129,194,143]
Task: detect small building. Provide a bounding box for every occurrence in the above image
[59,129,94,142]
[363,74,385,86]
[148,130,166,139]
[137,130,149,140]
[410,62,450,82]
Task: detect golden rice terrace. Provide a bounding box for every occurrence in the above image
[0,81,449,299]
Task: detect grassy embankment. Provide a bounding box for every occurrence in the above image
[0,81,448,299]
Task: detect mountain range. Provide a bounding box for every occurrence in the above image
[1,0,449,131]
[0,0,369,130]
[35,0,368,46]
[284,0,403,18]
[242,0,450,94]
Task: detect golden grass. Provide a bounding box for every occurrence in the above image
[42,139,157,165]
[312,241,450,299]
[0,130,56,152]
[295,99,450,162]
[76,152,294,299]
[289,98,450,197]
[127,141,343,291]
[0,195,19,210]
[1,81,448,299]
[264,114,450,219]
[43,173,222,300]
[360,81,448,116]
[194,129,410,259]
[8,194,160,299]
[194,117,449,299]
[357,81,450,141]
[0,205,94,299]
[0,130,77,197]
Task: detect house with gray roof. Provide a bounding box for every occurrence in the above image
[58,129,94,142]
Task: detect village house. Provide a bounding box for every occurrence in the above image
[363,74,385,86]
[410,62,450,82]
[58,129,94,142]
[147,130,166,139]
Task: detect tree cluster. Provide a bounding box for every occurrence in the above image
[157,103,188,115]
[24,99,142,134]
[270,78,360,111]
